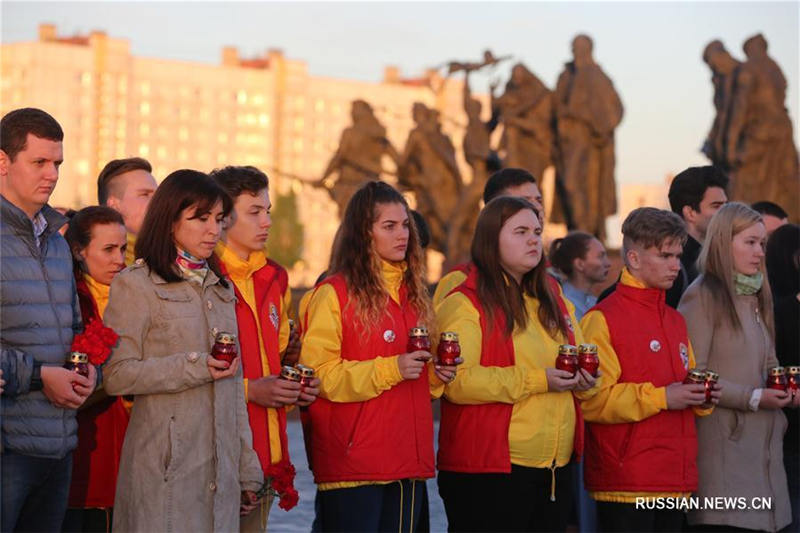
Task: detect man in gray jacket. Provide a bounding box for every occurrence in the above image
[1,108,96,531]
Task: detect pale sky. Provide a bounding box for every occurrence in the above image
[2,1,798,186]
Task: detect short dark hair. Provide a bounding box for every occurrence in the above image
[668,166,729,217]
[0,108,63,161]
[549,231,595,277]
[65,206,125,274]
[410,210,430,249]
[135,169,232,285]
[752,201,788,220]
[209,166,269,200]
[622,207,687,251]
[483,168,537,204]
[97,157,153,205]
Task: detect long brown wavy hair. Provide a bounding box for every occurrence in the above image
[328,181,432,329]
[472,196,567,339]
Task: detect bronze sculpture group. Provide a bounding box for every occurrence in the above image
[702,33,799,220]
[318,33,797,264]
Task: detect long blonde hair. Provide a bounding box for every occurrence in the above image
[698,202,774,337]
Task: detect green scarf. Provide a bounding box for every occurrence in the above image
[734,271,763,295]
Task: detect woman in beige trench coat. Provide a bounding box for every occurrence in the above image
[678,203,796,532]
[103,170,264,532]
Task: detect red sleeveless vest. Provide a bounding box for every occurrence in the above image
[584,283,698,492]
[225,259,292,474]
[307,274,435,483]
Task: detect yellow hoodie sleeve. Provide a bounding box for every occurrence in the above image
[578,310,667,423]
[437,292,545,405]
[298,284,404,402]
[433,270,467,310]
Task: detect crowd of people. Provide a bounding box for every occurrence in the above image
[0,106,797,533]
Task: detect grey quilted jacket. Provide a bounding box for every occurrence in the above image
[0,195,82,458]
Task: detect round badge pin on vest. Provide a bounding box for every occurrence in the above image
[383,329,396,343]
[649,340,661,352]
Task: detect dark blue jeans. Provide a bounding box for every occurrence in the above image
[1,451,72,532]
[316,479,427,532]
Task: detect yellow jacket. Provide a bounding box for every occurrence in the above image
[437,286,589,469]
[433,269,467,309]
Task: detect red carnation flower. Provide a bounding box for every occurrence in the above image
[71,320,120,366]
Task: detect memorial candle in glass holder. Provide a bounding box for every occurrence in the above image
[407,327,432,353]
[788,366,799,396]
[767,367,788,392]
[556,345,578,377]
[578,343,599,377]
[296,364,315,387]
[683,369,706,385]
[437,332,461,366]
[211,332,237,364]
[64,351,90,378]
[704,370,719,403]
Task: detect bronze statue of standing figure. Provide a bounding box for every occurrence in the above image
[703,34,799,219]
[554,35,623,241]
[397,102,463,255]
[319,100,399,215]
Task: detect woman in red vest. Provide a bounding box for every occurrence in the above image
[300,181,455,532]
[436,196,597,532]
[62,206,129,532]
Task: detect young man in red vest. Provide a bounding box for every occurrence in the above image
[580,207,720,532]
[211,166,320,532]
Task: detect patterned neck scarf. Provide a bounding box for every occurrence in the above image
[734,271,763,296]
[176,247,208,286]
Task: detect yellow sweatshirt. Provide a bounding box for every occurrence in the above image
[437,287,590,469]
[217,242,291,465]
[433,269,467,310]
[579,268,712,503]
[85,273,111,318]
[299,260,442,490]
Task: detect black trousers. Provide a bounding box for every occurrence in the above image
[596,501,685,532]
[316,479,427,532]
[438,464,573,532]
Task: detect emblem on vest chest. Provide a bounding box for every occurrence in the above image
[679,342,689,369]
[649,339,661,352]
[383,329,396,343]
[269,303,279,330]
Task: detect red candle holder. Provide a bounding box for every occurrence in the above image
[683,368,706,385]
[437,332,461,366]
[578,344,599,377]
[556,345,578,377]
[767,367,788,392]
[211,332,237,364]
[407,326,432,353]
[64,351,90,378]
[280,365,301,382]
[788,366,799,396]
[704,370,719,403]
[296,364,315,387]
